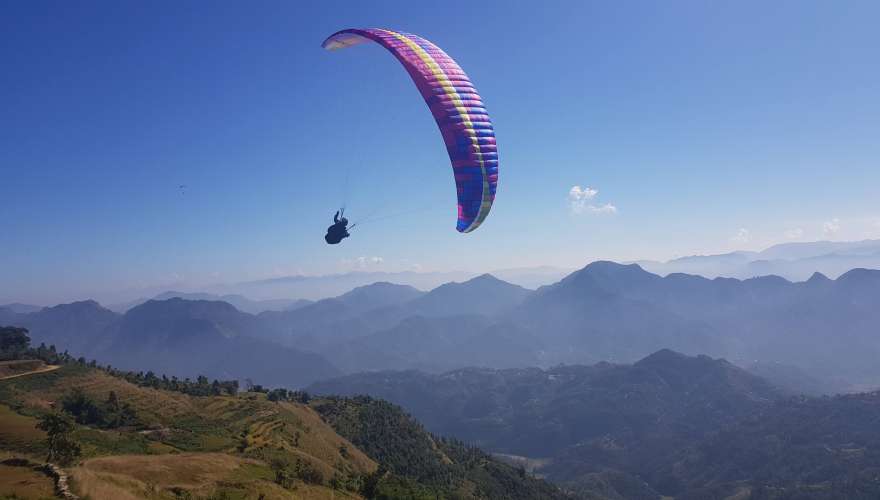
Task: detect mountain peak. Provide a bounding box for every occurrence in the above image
[337,281,424,311]
[552,261,657,294]
[411,274,530,317]
[743,274,791,287]
[634,349,731,376]
[837,268,880,283]
[806,271,831,284]
[44,299,111,314]
[465,273,504,284]
[432,273,524,292]
[633,350,777,396]
[635,348,693,366]
[131,297,242,316]
[342,281,419,295]
[574,261,656,282]
[581,260,644,273]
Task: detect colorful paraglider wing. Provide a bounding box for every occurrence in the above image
[322,28,498,233]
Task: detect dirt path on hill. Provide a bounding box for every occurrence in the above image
[0,364,60,381]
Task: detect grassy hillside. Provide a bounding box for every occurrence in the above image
[0,456,55,500]
[314,395,573,499]
[310,350,880,499]
[0,404,47,458]
[69,453,359,500]
[0,359,48,379]
[0,363,372,498]
[0,362,570,499]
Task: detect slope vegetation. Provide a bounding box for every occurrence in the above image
[0,362,569,499]
[311,350,880,499]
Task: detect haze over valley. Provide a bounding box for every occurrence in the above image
[7,240,880,394]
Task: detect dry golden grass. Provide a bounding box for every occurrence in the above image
[70,453,363,500]
[0,404,45,455]
[288,484,363,499]
[76,453,246,495]
[5,368,371,460]
[0,367,194,424]
[0,360,48,379]
[0,463,55,499]
[69,466,150,500]
[232,400,376,490]
[43,371,196,423]
[1,367,375,498]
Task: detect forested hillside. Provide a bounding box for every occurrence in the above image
[0,332,571,499]
[311,350,880,499]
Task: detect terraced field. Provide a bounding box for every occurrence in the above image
[0,364,563,499]
[70,452,363,500]
[0,365,375,499]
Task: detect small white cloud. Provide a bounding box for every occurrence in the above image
[272,267,303,277]
[823,218,841,235]
[589,203,618,214]
[568,185,616,215]
[730,228,751,244]
[342,256,384,269]
[569,185,598,201]
[784,228,804,240]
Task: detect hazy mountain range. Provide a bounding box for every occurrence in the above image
[17,239,879,307]
[63,266,572,308]
[107,291,314,314]
[250,260,880,391]
[220,266,571,302]
[308,350,880,499]
[0,302,44,314]
[0,298,338,388]
[5,254,880,392]
[636,238,880,280]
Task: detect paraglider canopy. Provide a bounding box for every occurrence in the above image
[322,28,499,233]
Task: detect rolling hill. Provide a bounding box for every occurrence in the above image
[310,350,880,499]
[4,298,340,388]
[109,291,310,314]
[0,361,572,499]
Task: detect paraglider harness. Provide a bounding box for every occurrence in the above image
[325,209,352,244]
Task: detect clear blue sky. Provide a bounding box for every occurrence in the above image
[2,1,878,303]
